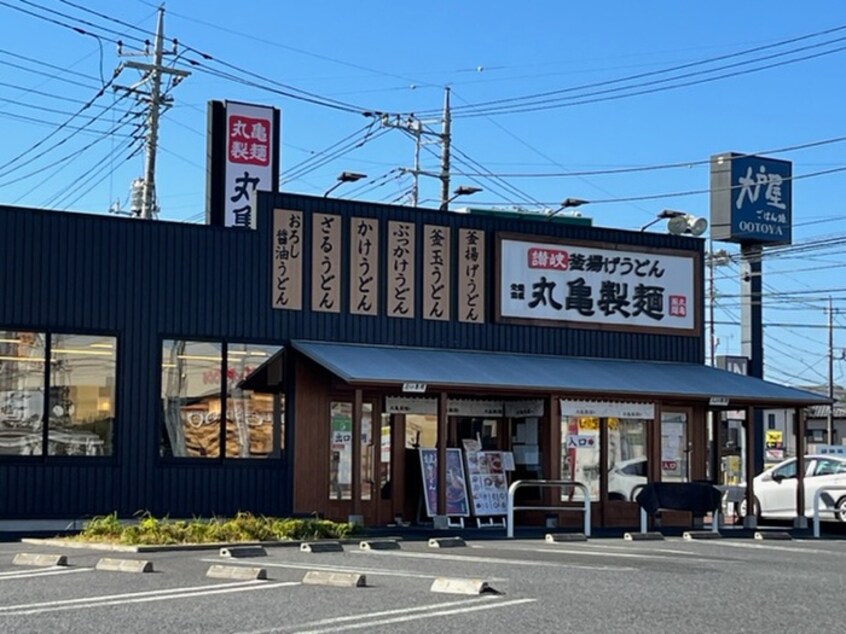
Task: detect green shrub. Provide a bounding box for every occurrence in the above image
[73,511,358,545]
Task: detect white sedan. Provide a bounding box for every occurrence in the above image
[739,455,846,521]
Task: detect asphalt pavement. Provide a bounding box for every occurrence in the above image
[0,530,844,633]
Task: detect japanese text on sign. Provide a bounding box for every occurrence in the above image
[387,221,415,318]
[500,238,695,332]
[224,102,276,228]
[424,225,451,321]
[272,209,303,310]
[311,214,341,313]
[350,217,379,316]
[458,228,485,323]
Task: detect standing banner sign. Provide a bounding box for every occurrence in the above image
[465,451,509,518]
[206,100,280,228]
[419,448,470,518]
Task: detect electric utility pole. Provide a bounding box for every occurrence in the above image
[379,87,452,208]
[439,87,451,211]
[115,7,189,219]
[829,296,835,444]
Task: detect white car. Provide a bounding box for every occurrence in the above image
[738,455,846,521]
[608,457,648,501]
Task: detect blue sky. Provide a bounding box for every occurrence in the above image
[1,0,845,389]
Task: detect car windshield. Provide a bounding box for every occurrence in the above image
[772,460,797,480]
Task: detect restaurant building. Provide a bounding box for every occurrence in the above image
[0,192,826,529]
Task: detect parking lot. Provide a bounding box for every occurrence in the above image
[0,531,845,633]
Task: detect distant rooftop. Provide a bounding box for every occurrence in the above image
[453,206,593,227]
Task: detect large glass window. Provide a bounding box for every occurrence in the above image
[661,411,688,483]
[562,413,650,502]
[607,417,648,501]
[0,331,114,457]
[0,331,46,456]
[48,334,115,456]
[161,340,284,459]
[226,344,281,459]
[561,416,600,501]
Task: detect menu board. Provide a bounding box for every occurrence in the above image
[419,448,470,518]
[465,450,509,517]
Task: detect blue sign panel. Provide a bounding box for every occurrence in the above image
[728,155,791,244]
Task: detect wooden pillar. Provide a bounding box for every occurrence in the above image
[796,407,807,520]
[437,392,448,517]
[744,405,756,526]
[392,413,406,521]
[649,402,663,484]
[351,389,363,516]
[547,395,561,480]
[599,416,609,524]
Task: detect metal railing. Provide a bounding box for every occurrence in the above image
[506,479,590,538]
[812,486,846,538]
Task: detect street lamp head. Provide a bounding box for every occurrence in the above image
[338,171,367,183]
[442,185,482,209]
[641,209,707,235]
[453,185,482,197]
[546,197,590,220]
[561,197,588,209]
[323,171,368,197]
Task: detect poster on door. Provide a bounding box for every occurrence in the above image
[465,451,508,516]
[419,448,470,517]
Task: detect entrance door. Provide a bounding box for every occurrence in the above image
[327,400,393,526]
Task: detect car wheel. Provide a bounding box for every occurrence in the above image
[737,497,760,521]
[835,497,846,523]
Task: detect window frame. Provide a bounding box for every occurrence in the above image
[0,326,119,463]
[158,336,286,463]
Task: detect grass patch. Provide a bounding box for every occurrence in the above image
[71,512,358,545]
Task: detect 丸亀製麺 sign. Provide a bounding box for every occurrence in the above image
[499,237,697,333]
[224,101,277,228]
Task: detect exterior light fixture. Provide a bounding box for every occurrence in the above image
[323,171,367,197]
[443,185,482,209]
[546,197,589,220]
[640,209,708,236]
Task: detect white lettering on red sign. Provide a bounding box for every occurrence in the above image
[528,247,569,270]
[228,115,270,167]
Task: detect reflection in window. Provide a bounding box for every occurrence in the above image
[660,412,688,483]
[161,340,223,458]
[0,331,46,456]
[226,344,283,459]
[607,418,647,501]
[48,334,115,456]
[561,416,599,501]
[161,340,284,459]
[328,401,373,500]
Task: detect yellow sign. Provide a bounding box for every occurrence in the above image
[765,430,783,447]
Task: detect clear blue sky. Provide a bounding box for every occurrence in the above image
[1,0,845,389]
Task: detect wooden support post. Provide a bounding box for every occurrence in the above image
[744,406,757,528]
[351,389,362,516]
[796,407,807,526]
[437,392,448,517]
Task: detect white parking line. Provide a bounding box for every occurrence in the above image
[0,580,299,616]
[236,596,536,634]
[519,547,728,563]
[687,540,846,555]
[350,549,636,572]
[199,557,484,580]
[0,567,92,580]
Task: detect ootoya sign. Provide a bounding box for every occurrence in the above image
[710,153,792,246]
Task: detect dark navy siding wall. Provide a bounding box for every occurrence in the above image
[0,195,704,518]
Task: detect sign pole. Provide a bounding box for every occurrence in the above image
[740,244,764,476]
